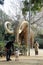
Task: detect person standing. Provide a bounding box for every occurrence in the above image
[5,40,14,61]
[15,48,19,61]
[34,41,39,55]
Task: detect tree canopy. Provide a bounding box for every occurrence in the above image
[0,0,4,5]
[22,0,43,16]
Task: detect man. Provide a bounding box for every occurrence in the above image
[5,40,14,61]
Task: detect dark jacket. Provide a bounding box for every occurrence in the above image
[5,40,14,51]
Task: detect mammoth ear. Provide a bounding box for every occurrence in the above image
[4,21,14,34]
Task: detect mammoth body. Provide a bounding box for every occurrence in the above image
[4,21,34,48]
[17,21,34,48]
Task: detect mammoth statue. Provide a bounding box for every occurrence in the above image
[4,21,34,48]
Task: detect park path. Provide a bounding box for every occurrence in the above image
[0,49,43,65]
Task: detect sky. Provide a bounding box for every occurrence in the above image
[0,0,22,20]
[0,0,43,23]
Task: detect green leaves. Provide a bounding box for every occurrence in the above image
[31,0,41,4]
[31,0,42,12]
[22,0,43,15]
[31,3,41,13]
[22,7,29,15]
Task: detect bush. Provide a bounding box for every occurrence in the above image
[19,45,27,55]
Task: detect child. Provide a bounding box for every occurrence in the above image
[15,48,19,61]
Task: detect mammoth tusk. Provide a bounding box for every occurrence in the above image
[4,21,14,34]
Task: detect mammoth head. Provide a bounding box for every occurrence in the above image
[4,21,14,34]
[19,21,29,34]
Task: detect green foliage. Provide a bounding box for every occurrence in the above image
[35,37,43,45]
[19,44,27,55]
[31,0,41,4]
[34,34,43,48]
[14,42,19,48]
[4,33,15,41]
[22,8,29,15]
[22,0,43,16]
[0,41,5,51]
[0,24,5,41]
[31,0,42,13]
[0,0,4,5]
